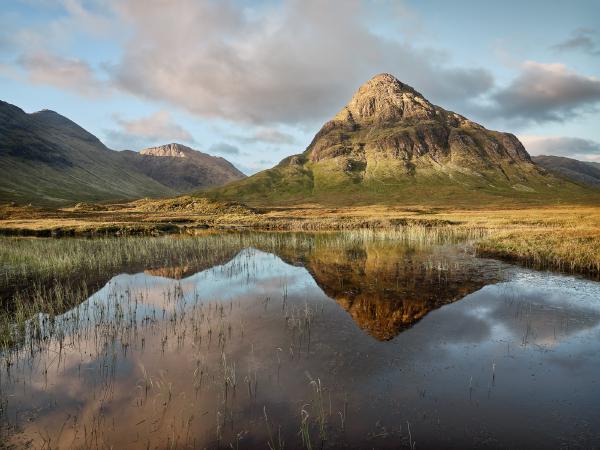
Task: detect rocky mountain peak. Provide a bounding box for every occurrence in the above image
[140,143,191,158]
[334,73,436,123]
[303,72,532,167]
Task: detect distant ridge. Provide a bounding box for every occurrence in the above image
[121,143,245,192]
[532,155,600,188]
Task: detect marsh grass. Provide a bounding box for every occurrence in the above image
[2,201,599,276]
[0,225,508,356]
[477,229,600,275]
[0,226,484,292]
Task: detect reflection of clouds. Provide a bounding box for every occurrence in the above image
[4,250,337,448]
[77,250,316,315]
[415,271,600,348]
[421,307,492,344]
[473,278,600,347]
[4,246,600,449]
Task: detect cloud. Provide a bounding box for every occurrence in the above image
[16,51,108,97]
[231,127,297,146]
[551,28,600,55]
[116,111,193,141]
[108,0,495,126]
[519,135,600,161]
[7,1,600,132]
[106,111,194,149]
[59,0,114,36]
[208,142,240,156]
[482,62,600,123]
[253,128,296,145]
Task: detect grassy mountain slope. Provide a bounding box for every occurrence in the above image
[207,74,598,207]
[532,155,600,188]
[0,101,245,206]
[0,101,177,205]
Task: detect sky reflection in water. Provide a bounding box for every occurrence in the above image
[2,241,600,449]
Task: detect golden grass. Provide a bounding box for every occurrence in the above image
[1,198,599,276]
[477,228,600,274]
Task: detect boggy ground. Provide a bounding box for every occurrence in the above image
[0,196,599,276]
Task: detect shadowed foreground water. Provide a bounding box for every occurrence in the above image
[2,237,600,449]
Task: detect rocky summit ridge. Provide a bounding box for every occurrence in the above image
[305,73,531,169]
[140,143,193,158]
[121,143,246,192]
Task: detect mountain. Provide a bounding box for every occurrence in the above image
[0,100,175,205]
[532,155,600,187]
[120,143,245,192]
[209,74,596,206]
[0,100,244,205]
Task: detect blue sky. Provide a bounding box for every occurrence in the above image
[1,0,599,173]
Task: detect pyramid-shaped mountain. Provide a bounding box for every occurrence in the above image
[209,74,594,206]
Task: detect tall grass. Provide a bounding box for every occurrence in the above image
[0,226,483,292]
[477,229,600,275]
[0,227,480,351]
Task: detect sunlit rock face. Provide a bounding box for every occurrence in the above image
[307,73,533,171]
[140,143,191,158]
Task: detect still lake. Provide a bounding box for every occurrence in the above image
[2,232,599,449]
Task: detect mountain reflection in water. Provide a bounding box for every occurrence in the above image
[2,234,600,449]
[148,239,504,340]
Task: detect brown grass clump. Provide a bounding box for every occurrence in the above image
[477,228,600,275]
[128,196,254,215]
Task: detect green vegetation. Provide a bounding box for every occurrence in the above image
[0,101,176,205]
[206,155,600,207]
[0,102,243,206]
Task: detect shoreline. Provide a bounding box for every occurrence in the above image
[1,199,599,277]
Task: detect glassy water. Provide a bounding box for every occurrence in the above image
[2,234,600,449]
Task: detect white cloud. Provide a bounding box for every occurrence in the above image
[6,0,600,135]
[106,111,194,149]
[107,0,494,125]
[17,51,108,97]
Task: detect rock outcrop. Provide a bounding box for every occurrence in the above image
[306,73,532,171]
[140,143,190,158]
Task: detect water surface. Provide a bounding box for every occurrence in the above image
[2,233,600,449]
